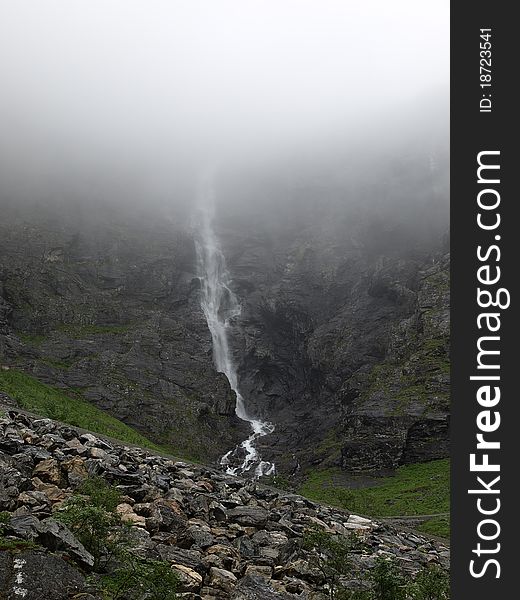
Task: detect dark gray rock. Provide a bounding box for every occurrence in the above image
[156,545,206,574]
[231,574,292,599]
[232,536,257,558]
[36,518,95,568]
[226,507,268,527]
[0,455,30,510]
[0,550,89,600]
[6,514,40,540]
[179,525,215,550]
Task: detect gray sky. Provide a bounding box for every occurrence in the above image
[0,0,449,199]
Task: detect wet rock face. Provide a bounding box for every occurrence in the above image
[0,196,448,474]
[0,410,450,599]
[219,206,450,473]
[0,207,246,462]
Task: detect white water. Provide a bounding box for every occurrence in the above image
[194,171,275,477]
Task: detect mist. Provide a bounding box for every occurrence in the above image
[0,1,451,504]
[0,0,448,214]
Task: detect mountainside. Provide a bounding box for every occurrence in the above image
[0,203,247,463]
[223,221,449,474]
[0,155,449,478]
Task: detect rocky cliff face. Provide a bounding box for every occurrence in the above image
[234,248,450,474]
[0,159,449,476]
[0,408,449,599]
[215,177,450,475]
[0,203,247,462]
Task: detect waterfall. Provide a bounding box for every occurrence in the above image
[193,171,275,477]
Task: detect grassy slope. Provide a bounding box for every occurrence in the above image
[0,370,167,453]
[298,459,450,538]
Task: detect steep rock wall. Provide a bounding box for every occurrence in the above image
[0,205,247,461]
[216,185,450,474]
[0,179,449,476]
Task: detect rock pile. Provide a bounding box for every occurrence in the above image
[0,409,449,599]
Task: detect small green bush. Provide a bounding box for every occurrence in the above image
[57,496,123,569]
[99,554,180,600]
[368,558,407,600]
[0,511,12,540]
[57,476,179,600]
[303,526,360,599]
[302,527,450,600]
[56,477,126,569]
[0,512,10,530]
[408,564,450,600]
[76,476,123,511]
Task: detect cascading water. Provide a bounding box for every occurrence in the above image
[194,171,275,477]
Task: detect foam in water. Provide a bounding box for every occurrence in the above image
[193,170,275,477]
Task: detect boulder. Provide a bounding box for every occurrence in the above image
[6,514,40,540]
[179,525,215,550]
[0,551,89,600]
[231,574,292,600]
[172,563,204,593]
[36,518,95,568]
[207,567,237,594]
[62,456,89,487]
[32,458,62,485]
[225,507,268,527]
[115,503,147,527]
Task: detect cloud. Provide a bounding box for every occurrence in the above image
[0,0,449,202]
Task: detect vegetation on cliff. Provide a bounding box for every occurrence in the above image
[0,370,168,452]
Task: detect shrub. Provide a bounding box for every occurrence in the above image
[76,476,122,511]
[57,495,123,568]
[409,564,450,600]
[368,557,408,600]
[99,554,180,600]
[0,512,10,532]
[302,527,450,600]
[57,477,179,599]
[303,526,360,599]
[56,477,125,569]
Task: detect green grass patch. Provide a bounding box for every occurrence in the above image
[59,324,132,337]
[0,537,40,551]
[0,370,168,453]
[261,474,293,491]
[18,332,47,346]
[0,511,40,550]
[299,459,450,538]
[417,514,451,538]
[40,357,75,370]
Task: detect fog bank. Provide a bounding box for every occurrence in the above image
[0,0,449,213]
